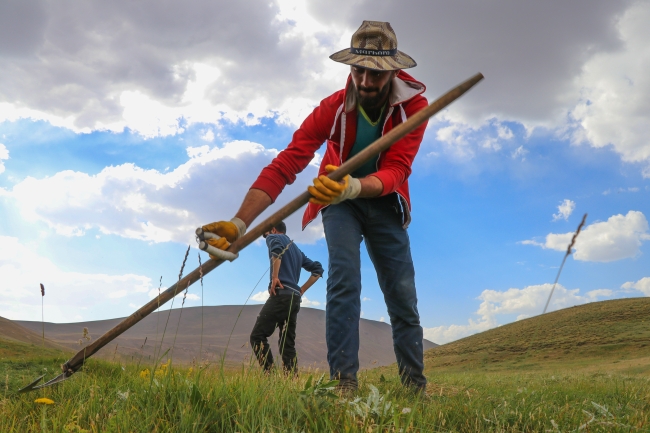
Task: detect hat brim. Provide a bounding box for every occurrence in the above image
[329,48,416,70]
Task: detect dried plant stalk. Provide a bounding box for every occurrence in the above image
[542,213,587,314]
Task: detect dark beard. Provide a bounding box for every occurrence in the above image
[356,80,391,112]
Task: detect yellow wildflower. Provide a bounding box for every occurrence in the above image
[34,398,54,405]
[187,367,194,377]
[139,369,150,379]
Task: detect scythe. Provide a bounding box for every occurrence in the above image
[18,72,484,393]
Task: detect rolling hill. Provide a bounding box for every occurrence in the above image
[0,315,69,352]
[16,305,437,369]
[424,297,650,374]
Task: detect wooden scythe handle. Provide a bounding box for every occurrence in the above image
[63,72,484,373]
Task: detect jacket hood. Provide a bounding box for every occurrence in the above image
[344,70,426,113]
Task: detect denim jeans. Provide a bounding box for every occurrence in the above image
[322,193,427,388]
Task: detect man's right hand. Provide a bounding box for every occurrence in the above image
[269,277,283,296]
[202,217,247,251]
[308,165,361,205]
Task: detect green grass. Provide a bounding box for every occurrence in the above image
[2,355,649,432]
[2,298,650,432]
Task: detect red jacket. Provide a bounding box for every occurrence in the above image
[251,70,428,229]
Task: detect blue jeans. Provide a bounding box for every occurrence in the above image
[322,194,427,388]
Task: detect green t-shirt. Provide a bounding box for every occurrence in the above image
[348,104,385,178]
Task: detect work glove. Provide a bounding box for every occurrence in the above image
[308,165,361,205]
[196,217,247,261]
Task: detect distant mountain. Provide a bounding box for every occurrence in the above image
[0,315,68,351]
[424,297,650,373]
[16,306,437,369]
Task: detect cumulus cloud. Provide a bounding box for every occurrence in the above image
[552,199,576,221]
[0,235,155,322]
[250,290,321,307]
[523,211,650,262]
[251,290,270,302]
[0,143,7,174]
[0,0,349,134]
[423,283,614,344]
[3,0,650,173]
[301,296,321,307]
[1,140,324,245]
[569,2,650,169]
[621,277,650,296]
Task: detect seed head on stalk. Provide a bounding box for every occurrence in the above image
[543,213,587,314]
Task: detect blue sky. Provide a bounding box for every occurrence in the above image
[1,0,649,344]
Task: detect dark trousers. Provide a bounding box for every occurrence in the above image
[322,194,427,388]
[250,293,301,373]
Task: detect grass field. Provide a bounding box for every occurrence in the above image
[2,298,650,432]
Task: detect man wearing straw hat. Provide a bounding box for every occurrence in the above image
[202,21,428,394]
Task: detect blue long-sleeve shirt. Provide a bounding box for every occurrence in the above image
[266,233,323,296]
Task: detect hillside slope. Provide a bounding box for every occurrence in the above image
[17,306,437,369]
[0,315,69,352]
[425,297,650,373]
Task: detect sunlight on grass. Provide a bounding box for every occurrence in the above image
[2,298,649,431]
[1,355,649,432]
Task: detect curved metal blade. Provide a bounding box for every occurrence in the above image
[17,374,45,394]
[31,372,72,390]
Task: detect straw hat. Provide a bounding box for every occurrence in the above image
[329,21,416,71]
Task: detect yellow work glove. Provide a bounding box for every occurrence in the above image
[200,217,247,260]
[308,165,361,205]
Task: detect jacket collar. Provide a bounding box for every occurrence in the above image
[344,70,426,113]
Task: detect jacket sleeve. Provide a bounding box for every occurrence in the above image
[372,95,429,196]
[250,92,343,202]
[266,236,284,257]
[301,252,324,277]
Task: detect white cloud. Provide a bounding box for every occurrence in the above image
[0,143,8,174]
[379,317,385,323]
[497,125,514,140]
[0,0,348,135]
[586,289,614,299]
[2,0,646,171]
[552,199,576,221]
[511,145,528,161]
[0,235,154,322]
[107,290,128,299]
[523,211,650,262]
[249,291,321,307]
[621,277,650,296]
[362,297,371,301]
[569,1,650,169]
[251,290,270,302]
[185,293,200,301]
[603,187,640,195]
[1,140,324,245]
[423,283,614,344]
[301,296,321,307]
[200,129,215,142]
